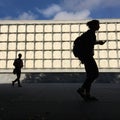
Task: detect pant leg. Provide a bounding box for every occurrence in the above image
[82,57,99,94]
[16,73,21,85]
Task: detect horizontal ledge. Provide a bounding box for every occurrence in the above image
[0,68,120,73]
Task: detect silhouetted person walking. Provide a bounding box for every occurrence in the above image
[12,53,23,87]
[75,20,106,101]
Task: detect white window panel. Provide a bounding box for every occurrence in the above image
[45,34,52,41]
[0,52,6,59]
[0,34,7,41]
[71,25,79,32]
[109,60,117,67]
[53,51,61,59]
[18,25,26,32]
[44,42,52,50]
[0,43,7,50]
[26,43,34,50]
[99,51,107,58]
[62,42,70,49]
[8,51,16,59]
[27,25,34,32]
[108,32,116,40]
[98,33,107,40]
[26,60,34,68]
[1,25,8,32]
[0,61,6,68]
[53,42,61,50]
[62,60,70,68]
[109,51,117,58]
[53,25,61,32]
[71,60,80,68]
[7,60,14,68]
[107,24,116,31]
[35,34,43,41]
[18,34,25,41]
[26,51,34,59]
[44,51,52,59]
[35,60,43,68]
[36,25,43,32]
[100,60,108,68]
[44,60,52,68]
[62,33,70,41]
[45,25,52,32]
[35,42,43,50]
[35,51,43,59]
[80,24,88,32]
[108,41,117,49]
[9,25,17,32]
[99,24,106,31]
[17,43,25,50]
[53,60,61,68]
[8,43,16,50]
[27,34,34,41]
[53,34,61,41]
[9,34,16,41]
[62,51,70,59]
[62,25,70,32]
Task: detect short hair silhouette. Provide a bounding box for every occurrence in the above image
[18,53,22,58]
[87,20,99,29]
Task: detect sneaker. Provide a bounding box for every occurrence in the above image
[18,85,22,87]
[85,96,98,102]
[77,88,85,98]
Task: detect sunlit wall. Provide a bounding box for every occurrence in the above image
[0,19,120,72]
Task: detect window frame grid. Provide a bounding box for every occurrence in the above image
[0,20,120,72]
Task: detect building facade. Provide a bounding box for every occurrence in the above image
[0,19,120,72]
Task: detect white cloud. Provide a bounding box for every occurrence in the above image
[53,10,91,20]
[17,11,38,20]
[38,3,91,20]
[37,4,62,17]
[62,0,101,11]
[1,11,38,20]
[37,0,120,20]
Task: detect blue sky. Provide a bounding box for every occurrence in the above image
[0,0,120,20]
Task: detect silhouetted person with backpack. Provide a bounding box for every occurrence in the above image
[74,20,106,101]
[12,53,23,87]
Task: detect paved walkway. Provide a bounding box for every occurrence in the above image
[0,83,120,120]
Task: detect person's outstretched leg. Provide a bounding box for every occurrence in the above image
[12,75,18,86]
[77,57,99,101]
[17,73,22,87]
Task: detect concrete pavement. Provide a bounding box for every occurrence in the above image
[0,83,120,120]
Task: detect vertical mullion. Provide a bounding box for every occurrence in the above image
[16,25,19,57]
[42,24,45,69]
[51,24,54,69]
[33,24,36,69]
[24,24,27,69]
[106,22,110,68]
[70,23,72,69]
[79,23,82,68]
[6,25,9,69]
[115,22,119,68]
[60,24,62,69]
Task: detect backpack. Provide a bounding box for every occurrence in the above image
[73,36,81,57]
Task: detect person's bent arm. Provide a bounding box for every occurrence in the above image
[95,40,106,45]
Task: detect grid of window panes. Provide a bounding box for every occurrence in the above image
[0,20,120,72]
